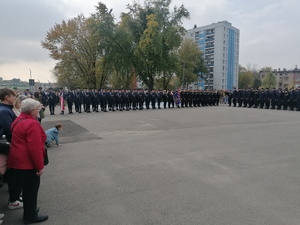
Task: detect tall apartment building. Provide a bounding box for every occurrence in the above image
[184,21,240,90]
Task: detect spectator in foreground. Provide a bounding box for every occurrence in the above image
[8,98,48,224]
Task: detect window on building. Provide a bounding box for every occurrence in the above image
[284,84,288,88]
[284,77,288,81]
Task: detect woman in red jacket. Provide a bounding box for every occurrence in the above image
[8,98,48,224]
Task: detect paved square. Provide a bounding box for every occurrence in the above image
[1,105,300,225]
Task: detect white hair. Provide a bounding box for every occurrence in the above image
[20,98,41,114]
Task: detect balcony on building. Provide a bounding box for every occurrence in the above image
[205,37,215,42]
[205,44,214,49]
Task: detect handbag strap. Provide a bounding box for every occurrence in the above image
[11,118,27,133]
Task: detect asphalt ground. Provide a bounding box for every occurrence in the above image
[1,104,300,225]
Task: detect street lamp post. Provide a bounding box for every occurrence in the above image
[182,62,185,89]
[29,69,33,92]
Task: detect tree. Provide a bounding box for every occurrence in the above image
[177,39,207,88]
[124,0,189,90]
[41,15,101,88]
[91,3,122,88]
[253,79,261,89]
[238,65,254,89]
[239,71,254,89]
[42,0,193,90]
[261,67,275,88]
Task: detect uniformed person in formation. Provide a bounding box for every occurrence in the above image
[48,88,56,115]
[74,88,83,113]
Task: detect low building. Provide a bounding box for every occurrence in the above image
[259,67,300,89]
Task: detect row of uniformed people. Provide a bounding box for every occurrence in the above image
[64,89,172,113]
[39,88,221,114]
[228,87,300,111]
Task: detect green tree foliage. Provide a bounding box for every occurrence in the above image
[91,3,121,88]
[238,65,254,89]
[124,0,189,90]
[238,64,263,89]
[239,71,254,89]
[253,79,261,89]
[261,67,276,88]
[41,15,101,88]
[177,39,207,88]
[42,1,193,90]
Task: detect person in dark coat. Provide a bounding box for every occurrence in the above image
[289,87,296,111]
[157,90,162,109]
[277,88,283,110]
[228,90,233,106]
[74,88,83,113]
[47,88,56,115]
[296,86,300,111]
[282,88,290,110]
[162,90,168,109]
[232,88,238,107]
[237,89,243,107]
[264,88,271,109]
[66,90,74,114]
[259,88,265,109]
[253,89,259,108]
[167,91,174,108]
[270,87,277,109]
[150,90,157,109]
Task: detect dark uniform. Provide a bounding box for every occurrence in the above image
[74,88,83,113]
[66,90,74,114]
[48,88,56,115]
[270,88,277,109]
[296,87,300,111]
[289,88,296,111]
[167,91,174,108]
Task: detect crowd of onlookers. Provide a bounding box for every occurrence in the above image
[0,88,64,224]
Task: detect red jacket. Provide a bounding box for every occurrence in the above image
[8,113,46,171]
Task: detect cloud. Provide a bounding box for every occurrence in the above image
[0,0,300,82]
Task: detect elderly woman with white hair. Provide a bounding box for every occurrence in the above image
[7,98,48,224]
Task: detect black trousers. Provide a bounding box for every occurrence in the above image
[7,168,23,202]
[48,103,55,114]
[9,169,40,221]
[67,101,73,113]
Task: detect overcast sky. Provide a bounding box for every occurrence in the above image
[0,0,299,83]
